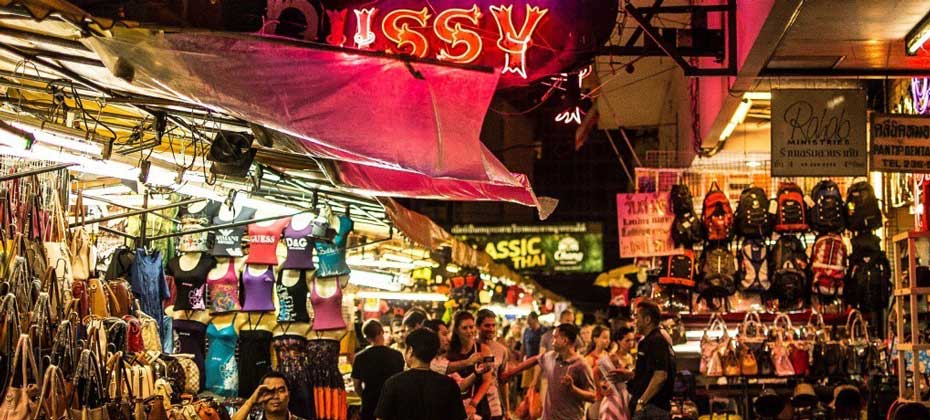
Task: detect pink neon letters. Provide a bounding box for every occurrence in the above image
[330,3,549,78]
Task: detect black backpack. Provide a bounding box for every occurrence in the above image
[809,180,847,234]
[671,212,702,248]
[670,184,695,216]
[844,232,891,311]
[769,235,809,310]
[735,186,771,238]
[846,181,882,232]
[700,247,738,297]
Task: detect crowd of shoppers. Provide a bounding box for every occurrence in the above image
[349,300,677,420]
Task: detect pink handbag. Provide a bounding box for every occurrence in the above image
[700,314,728,376]
[772,314,796,376]
[0,334,39,420]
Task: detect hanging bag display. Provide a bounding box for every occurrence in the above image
[700,314,727,376]
[811,233,848,297]
[721,339,741,377]
[769,235,809,310]
[774,182,809,233]
[809,180,847,234]
[738,314,764,376]
[70,189,95,282]
[701,246,738,298]
[659,250,696,288]
[70,349,110,420]
[846,181,882,232]
[702,182,734,241]
[0,334,39,420]
[735,186,771,238]
[42,192,73,287]
[738,239,770,292]
[771,314,796,377]
[33,364,68,420]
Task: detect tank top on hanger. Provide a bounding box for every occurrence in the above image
[167,254,217,311]
[205,315,238,397]
[314,215,352,277]
[241,266,276,312]
[211,207,257,257]
[178,201,221,253]
[207,259,241,313]
[281,219,315,270]
[238,314,273,399]
[310,276,346,331]
[277,270,310,323]
[245,218,290,265]
[173,318,207,391]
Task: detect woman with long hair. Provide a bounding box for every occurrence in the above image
[586,325,629,420]
[447,311,494,420]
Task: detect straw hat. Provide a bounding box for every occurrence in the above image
[792,383,818,408]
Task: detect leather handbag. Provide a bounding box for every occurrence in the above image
[755,343,775,376]
[722,340,741,376]
[772,314,796,377]
[137,312,162,353]
[42,193,73,286]
[0,334,39,420]
[700,314,727,376]
[137,396,167,420]
[69,350,109,420]
[175,356,200,395]
[71,280,89,319]
[106,353,134,420]
[33,364,68,420]
[87,279,112,318]
[69,190,95,282]
[124,316,145,353]
[107,281,132,318]
[738,343,758,376]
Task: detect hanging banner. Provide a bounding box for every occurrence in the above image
[451,223,603,274]
[771,89,868,177]
[870,114,930,172]
[616,192,675,258]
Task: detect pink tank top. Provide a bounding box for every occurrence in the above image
[310,276,346,331]
[207,260,241,313]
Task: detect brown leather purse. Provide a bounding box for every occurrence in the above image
[0,334,39,420]
[722,342,741,376]
[738,345,758,376]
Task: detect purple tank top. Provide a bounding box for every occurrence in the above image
[241,266,276,312]
[281,220,315,270]
[310,276,346,331]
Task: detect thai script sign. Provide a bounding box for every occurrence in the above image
[616,193,675,258]
[451,223,603,273]
[771,89,868,177]
[871,114,930,172]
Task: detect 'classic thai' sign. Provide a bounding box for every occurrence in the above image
[871,114,930,172]
[308,0,617,87]
[452,223,603,274]
[616,192,676,258]
[771,89,868,177]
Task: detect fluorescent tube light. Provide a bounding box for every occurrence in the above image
[907,11,930,55]
[743,92,771,101]
[719,98,752,141]
[349,270,401,291]
[357,291,448,302]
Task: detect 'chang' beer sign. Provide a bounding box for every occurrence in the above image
[281,0,617,87]
[870,114,930,172]
[451,223,603,274]
[771,89,868,177]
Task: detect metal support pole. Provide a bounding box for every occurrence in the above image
[140,191,149,246]
[81,194,181,223]
[146,209,315,242]
[0,163,76,182]
[69,198,205,227]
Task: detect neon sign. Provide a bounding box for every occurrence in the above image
[310,0,618,87]
[330,4,548,79]
[912,77,930,114]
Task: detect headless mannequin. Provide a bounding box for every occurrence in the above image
[210,313,238,331]
[251,208,289,262]
[279,269,304,289]
[290,212,314,231]
[179,252,203,271]
[208,257,243,280]
[169,308,211,324]
[240,312,276,332]
[216,196,244,222]
[308,274,351,341]
[273,320,313,337]
[186,201,208,215]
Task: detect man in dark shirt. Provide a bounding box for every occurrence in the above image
[522,312,546,358]
[375,328,467,420]
[352,320,405,420]
[627,300,675,420]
